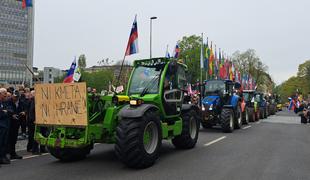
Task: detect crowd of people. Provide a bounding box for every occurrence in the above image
[0,87,46,167]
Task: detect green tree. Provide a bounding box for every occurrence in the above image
[178,35,205,83]
[78,54,87,69]
[81,70,114,92]
[277,60,310,100]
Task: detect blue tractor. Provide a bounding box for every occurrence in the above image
[201,80,242,133]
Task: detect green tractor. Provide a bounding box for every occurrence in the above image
[242,90,259,122]
[35,58,200,168]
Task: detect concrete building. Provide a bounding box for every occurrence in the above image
[43,67,64,84]
[0,0,34,86]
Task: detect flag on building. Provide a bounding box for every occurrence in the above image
[125,15,139,56]
[63,58,77,83]
[173,43,180,58]
[22,0,32,8]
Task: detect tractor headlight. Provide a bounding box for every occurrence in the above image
[130,99,143,106]
[209,104,213,110]
[202,105,205,111]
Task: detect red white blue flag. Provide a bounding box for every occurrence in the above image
[63,58,77,83]
[22,0,32,8]
[125,15,139,56]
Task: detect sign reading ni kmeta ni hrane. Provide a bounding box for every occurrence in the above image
[35,82,88,126]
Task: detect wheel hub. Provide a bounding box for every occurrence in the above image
[143,121,158,154]
[189,117,197,139]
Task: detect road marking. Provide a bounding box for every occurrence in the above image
[256,121,261,124]
[242,125,252,130]
[11,153,49,162]
[204,136,226,147]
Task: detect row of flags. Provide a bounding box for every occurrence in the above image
[200,39,256,90]
[62,15,257,91]
[196,36,256,90]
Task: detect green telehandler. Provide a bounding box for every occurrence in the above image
[35,58,200,168]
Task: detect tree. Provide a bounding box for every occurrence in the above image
[232,49,274,92]
[277,60,310,100]
[178,35,205,83]
[81,70,114,92]
[78,54,87,69]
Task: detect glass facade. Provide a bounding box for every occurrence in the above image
[0,0,34,86]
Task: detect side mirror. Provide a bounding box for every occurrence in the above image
[164,89,183,103]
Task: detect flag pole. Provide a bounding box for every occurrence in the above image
[116,53,127,88]
[200,33,204,86]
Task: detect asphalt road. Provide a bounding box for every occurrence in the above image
[2,110,310,180]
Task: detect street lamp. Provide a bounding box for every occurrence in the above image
[150,16,157,58]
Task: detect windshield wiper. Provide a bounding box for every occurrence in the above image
[140,75,159,97]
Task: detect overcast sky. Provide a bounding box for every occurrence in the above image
[33,0,310,84]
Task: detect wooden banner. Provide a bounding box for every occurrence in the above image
[35,82,88,126]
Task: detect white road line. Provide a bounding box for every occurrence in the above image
[11,153,49,162]
[242,125,252,130]
[204,136,226,147]
[256,121,261,124]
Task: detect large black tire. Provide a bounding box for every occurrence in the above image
[48,144,92,162]
[172,109,199,149]
[260,107,265,119]
[301,115,308,124]
[255,109,260,121]
[264,107,268,119]
[115,110,162,169]
[234,105,242,129]
[248,107,255,122]
[221,108,234,133]
[242,107,249,125]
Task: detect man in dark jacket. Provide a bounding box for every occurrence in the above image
[0,88,10,165]
[7,91,23,159]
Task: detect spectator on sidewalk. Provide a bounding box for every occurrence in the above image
[0,88,10,165]
[7,90,23,160]
[18,89,28,139]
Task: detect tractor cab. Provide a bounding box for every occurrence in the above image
[243,90,256,107]
[201,79,242,132]
[126,58,187,118]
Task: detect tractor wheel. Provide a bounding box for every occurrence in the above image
[255,109,260,121]
[248,107,255,122]
[260,108,264,119]
[221,108,234,133]
[115,110,162,169]
[242,107,250,125]
[234,105,242,129]
[172,109,199,149]
[48,144,92,162]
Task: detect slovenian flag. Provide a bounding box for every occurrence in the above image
[22,0,32,8]
[125,15,139,56]
[63,58,77,83]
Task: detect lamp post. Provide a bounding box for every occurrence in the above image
[150,16,157,58]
